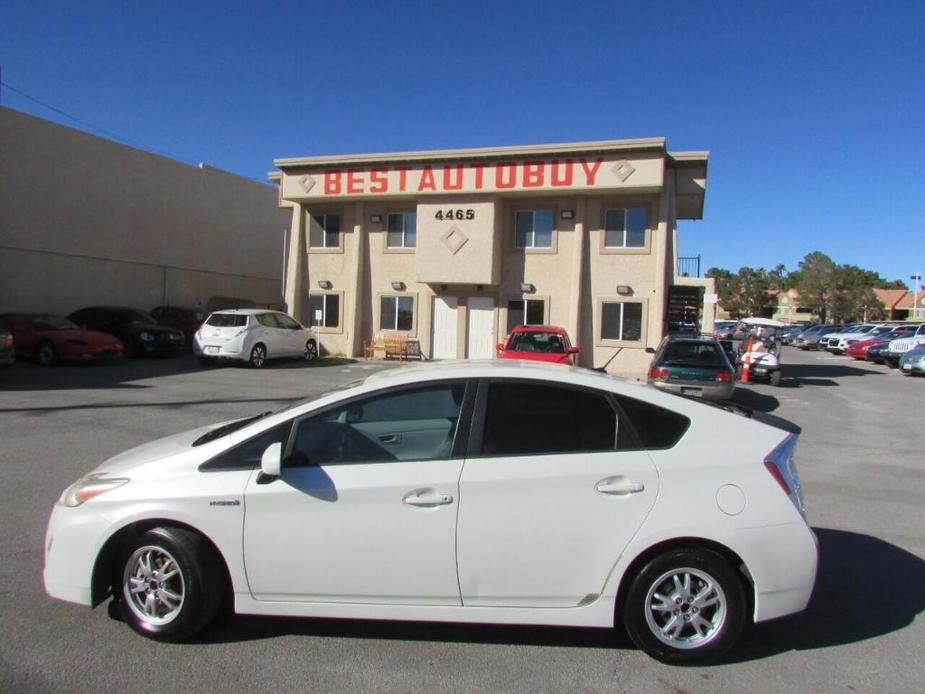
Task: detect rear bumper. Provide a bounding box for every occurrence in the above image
[651,380,735,400]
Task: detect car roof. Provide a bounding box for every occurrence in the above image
[209,309,280,315]
[507,325,568,334]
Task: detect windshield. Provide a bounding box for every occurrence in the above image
[114,310,157,325]
[661,342,725,366]
[31,315,80,330]
[508,331,566,353]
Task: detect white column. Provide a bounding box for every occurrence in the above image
[283,204,306,323]
[567,197,585,361]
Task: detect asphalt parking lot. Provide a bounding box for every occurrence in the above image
[1,348,923,693]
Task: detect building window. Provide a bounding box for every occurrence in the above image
[380,295,414,331]
[515,209,553,249]
[387,212,416,248]
[604,208,647,248]
[309,294,340,328]
[506,299,545,332]
[601,301,643,341]
[309,214,340,248]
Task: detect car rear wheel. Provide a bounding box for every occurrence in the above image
[249,344,267,368]
[769,371,782,386]
[36,341,58,366]
[115,527,223,641]
[622,548,747,664]
[304,339,318,361]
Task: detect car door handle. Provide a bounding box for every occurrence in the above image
[378,433,402,444]
[402,490,454,507]
[595,477,645,495]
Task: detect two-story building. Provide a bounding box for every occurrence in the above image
[271,138,708,375]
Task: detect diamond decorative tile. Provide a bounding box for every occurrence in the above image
[299,174,316,193]
[441,226,469,255]
[612,160,636,182]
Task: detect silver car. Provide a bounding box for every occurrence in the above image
[193,309,318,367]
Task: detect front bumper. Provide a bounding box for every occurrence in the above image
[43,502,110,606]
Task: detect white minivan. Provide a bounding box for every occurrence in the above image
[193,309,317,367]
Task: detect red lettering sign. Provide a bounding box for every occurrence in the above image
[396,166,411,192]
[495,163,517,189]
[324,170,342,195]
[346,169,363,194]
[551,159,573,186]
[369,167,388,193]
[471,163,487,190]
[580,157,603,186]
[442,165,464,190]
[523,161,544,188]
[418,166,437,192]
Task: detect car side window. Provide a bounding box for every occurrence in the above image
[256,313,279,328]
[287,382,466,467]
[276,314,300,330]
[613,394,690,449]
[480,381,617,456]
[200,422,292,471]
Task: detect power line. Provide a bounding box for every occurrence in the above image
[0,78,273,185]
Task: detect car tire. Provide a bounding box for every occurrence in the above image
[35,341,58,366]
[249,344,267,368]
[769,371,782,386]
[115,527,223,642]
[622,548,747,664]
[304,339,318,361]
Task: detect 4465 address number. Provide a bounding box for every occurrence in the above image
[435,209,475,221]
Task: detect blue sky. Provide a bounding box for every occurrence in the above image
[2,1,923,287]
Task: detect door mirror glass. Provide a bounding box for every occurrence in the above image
[260,442,283,477]
[645,347,656,354]
[568,346,579,354]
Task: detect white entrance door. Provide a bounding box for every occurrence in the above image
[467,297,495,359]
[432,296,458,359]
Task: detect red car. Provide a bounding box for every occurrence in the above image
[496,325,579,365]
[0,313,123,365]
[845,338,888,360]
[150,306,205,350]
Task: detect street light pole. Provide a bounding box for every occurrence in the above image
[912,274,922,320]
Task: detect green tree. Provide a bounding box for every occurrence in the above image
[795,252,837,322]
[706,267,745,317]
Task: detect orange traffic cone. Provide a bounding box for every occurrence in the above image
[741,353,751,383]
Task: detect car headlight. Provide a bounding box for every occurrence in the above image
[61,474,129,507]
[139,332,156,342]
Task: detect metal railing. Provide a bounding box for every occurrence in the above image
[677,254,701,278]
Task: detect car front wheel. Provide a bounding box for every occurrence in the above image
[116,527,223,641]
[622,548,747,664]
[36,342,58,366]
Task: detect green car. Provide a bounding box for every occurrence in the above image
[647,335,736,400]
[900,344,925,375]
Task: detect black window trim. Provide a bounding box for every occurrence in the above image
[198,419,296,472]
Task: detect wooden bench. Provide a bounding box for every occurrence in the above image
[383,332,409,360]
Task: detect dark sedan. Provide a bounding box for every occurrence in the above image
[0,328,14,366]
[0,314,123,365]
[69,307,185,357]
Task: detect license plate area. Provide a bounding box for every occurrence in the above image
[205,346,220,354]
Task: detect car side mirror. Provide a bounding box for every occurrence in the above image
[260,442,282,478]
[568,346,579,354]
[645,347,656,354]
[496,342,504,351]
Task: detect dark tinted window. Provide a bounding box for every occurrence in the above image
[200,423,291,471]
[275,314,301,330]
[481,382,616,456]
[256,313,279,328]
[614,394,690,449]
[661,342,725,366]
[206,314,248,328]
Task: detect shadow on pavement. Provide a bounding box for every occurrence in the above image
[184,529,921,663]
[0,355,363,392]
[778,361,884,388]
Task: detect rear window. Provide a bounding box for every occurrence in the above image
[508,331,566,354]
[661,342,724,366]
[206,314,248,328]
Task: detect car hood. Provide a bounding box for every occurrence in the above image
[90,419,240,476]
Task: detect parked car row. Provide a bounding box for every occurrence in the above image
[0,306,318,369]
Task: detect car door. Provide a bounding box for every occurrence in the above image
[456,379,659,608]
[253,312,283,356]
[242,380,470,604]
[275,313,307,356]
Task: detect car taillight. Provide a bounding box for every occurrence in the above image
[715,370,733,383]
[649,367,669,380]
[1,335,12,347]
[764,434,806,518]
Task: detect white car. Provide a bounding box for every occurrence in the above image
[43,361,818,664]
[193,309,318,367]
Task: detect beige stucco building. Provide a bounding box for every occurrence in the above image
[0,107,288,315]
[272,138,711,375]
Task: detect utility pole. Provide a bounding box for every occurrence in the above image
[912,274,922,320]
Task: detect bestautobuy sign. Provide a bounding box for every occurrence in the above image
[281,155,664,200]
